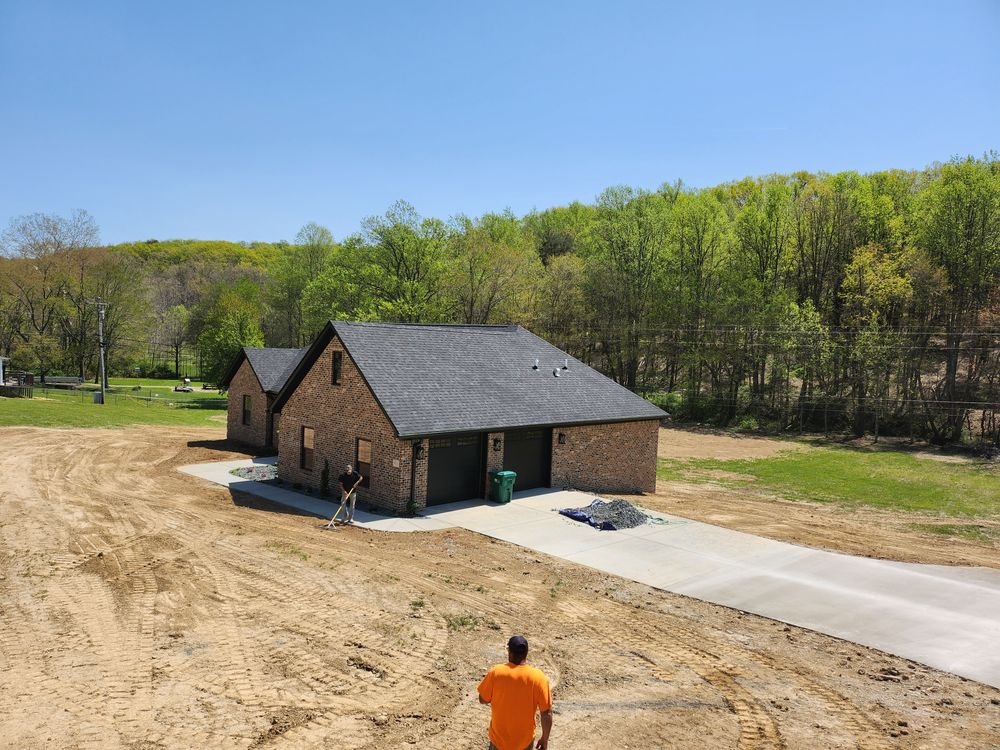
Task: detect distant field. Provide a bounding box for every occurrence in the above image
[0,389,226,428]
[107,377,213,389]
[657,445,1000,518]
[76,384,223,403]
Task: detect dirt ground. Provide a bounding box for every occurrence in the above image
[645,428,1000,569]
[1,426,999,749]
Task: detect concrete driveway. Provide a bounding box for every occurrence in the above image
[422,489,1000,690]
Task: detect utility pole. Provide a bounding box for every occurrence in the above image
[95,299,108,403]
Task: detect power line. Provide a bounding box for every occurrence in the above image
[540,322,1000,337]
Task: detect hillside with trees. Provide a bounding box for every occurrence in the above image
[2,154,998,446]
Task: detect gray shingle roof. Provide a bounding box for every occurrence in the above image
[244,347,308,393]
[333,322,666,437]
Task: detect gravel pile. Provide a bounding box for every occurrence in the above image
[230,464,278,482]
[562,498,649,530]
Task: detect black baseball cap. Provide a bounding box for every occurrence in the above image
[507,635,529,653]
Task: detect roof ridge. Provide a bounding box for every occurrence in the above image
[333,321,520,332]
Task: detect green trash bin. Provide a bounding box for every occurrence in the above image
[490,470,517,503]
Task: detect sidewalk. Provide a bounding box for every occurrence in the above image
[177,457,454,532]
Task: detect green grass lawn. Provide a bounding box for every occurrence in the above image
[658,446,1000,518]
[0,392,227,428]
[906,522,1000,544]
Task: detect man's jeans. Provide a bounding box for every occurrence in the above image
[342,490,357,521]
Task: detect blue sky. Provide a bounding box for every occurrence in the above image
[1,0,997,244]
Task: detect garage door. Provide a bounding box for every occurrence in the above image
[426,433,485,505]
[503,428,552,491]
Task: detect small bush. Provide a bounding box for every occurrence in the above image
[645,391,683,413]
[444,613,480,631]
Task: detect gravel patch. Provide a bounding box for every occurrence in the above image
[230,464,278,482]
[560,498,650,531]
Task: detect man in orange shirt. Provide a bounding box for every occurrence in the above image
[478,635,552,750]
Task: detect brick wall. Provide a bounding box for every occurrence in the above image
[410,438,428,509]
[226,359,268,448]
[550,419,660,494]
[484,431,504,499]
[277,335,414,514]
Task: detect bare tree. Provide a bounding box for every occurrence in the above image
[1,210,99,259]
[1,210,100,380]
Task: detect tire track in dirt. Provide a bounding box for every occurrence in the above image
[203,521,872,750]
[552,597,782,749]
[421,531,895,749]
[35,441,166,738]
[135,505,457,746]
[215,541,452,707]
[662,620,891,750]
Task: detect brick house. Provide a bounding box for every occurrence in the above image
[270,322,666,514]
[221,347,307,449]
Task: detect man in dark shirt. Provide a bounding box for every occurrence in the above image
[338,464,362,524]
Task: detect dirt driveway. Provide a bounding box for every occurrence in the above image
[1,426,998,748]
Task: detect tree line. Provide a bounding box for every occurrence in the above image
[1,154,998,446]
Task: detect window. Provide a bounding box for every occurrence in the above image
[332,351,343,385]
[242,395,251,425]
[356,438,371,487]
[300,427,315,471]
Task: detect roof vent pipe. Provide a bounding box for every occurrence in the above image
[562,358,569,370]
[532,358,539,370]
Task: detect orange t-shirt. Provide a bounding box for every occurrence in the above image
[478,662,552,750]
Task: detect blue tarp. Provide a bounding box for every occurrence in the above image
[558,507,617,531]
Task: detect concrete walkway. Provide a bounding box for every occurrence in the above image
[179,459,1000,688]
[177,457,453,532]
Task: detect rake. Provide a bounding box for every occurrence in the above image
[324,474,364,529]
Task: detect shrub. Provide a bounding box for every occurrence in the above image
[645,391,683,413]
[444,613,480,631]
